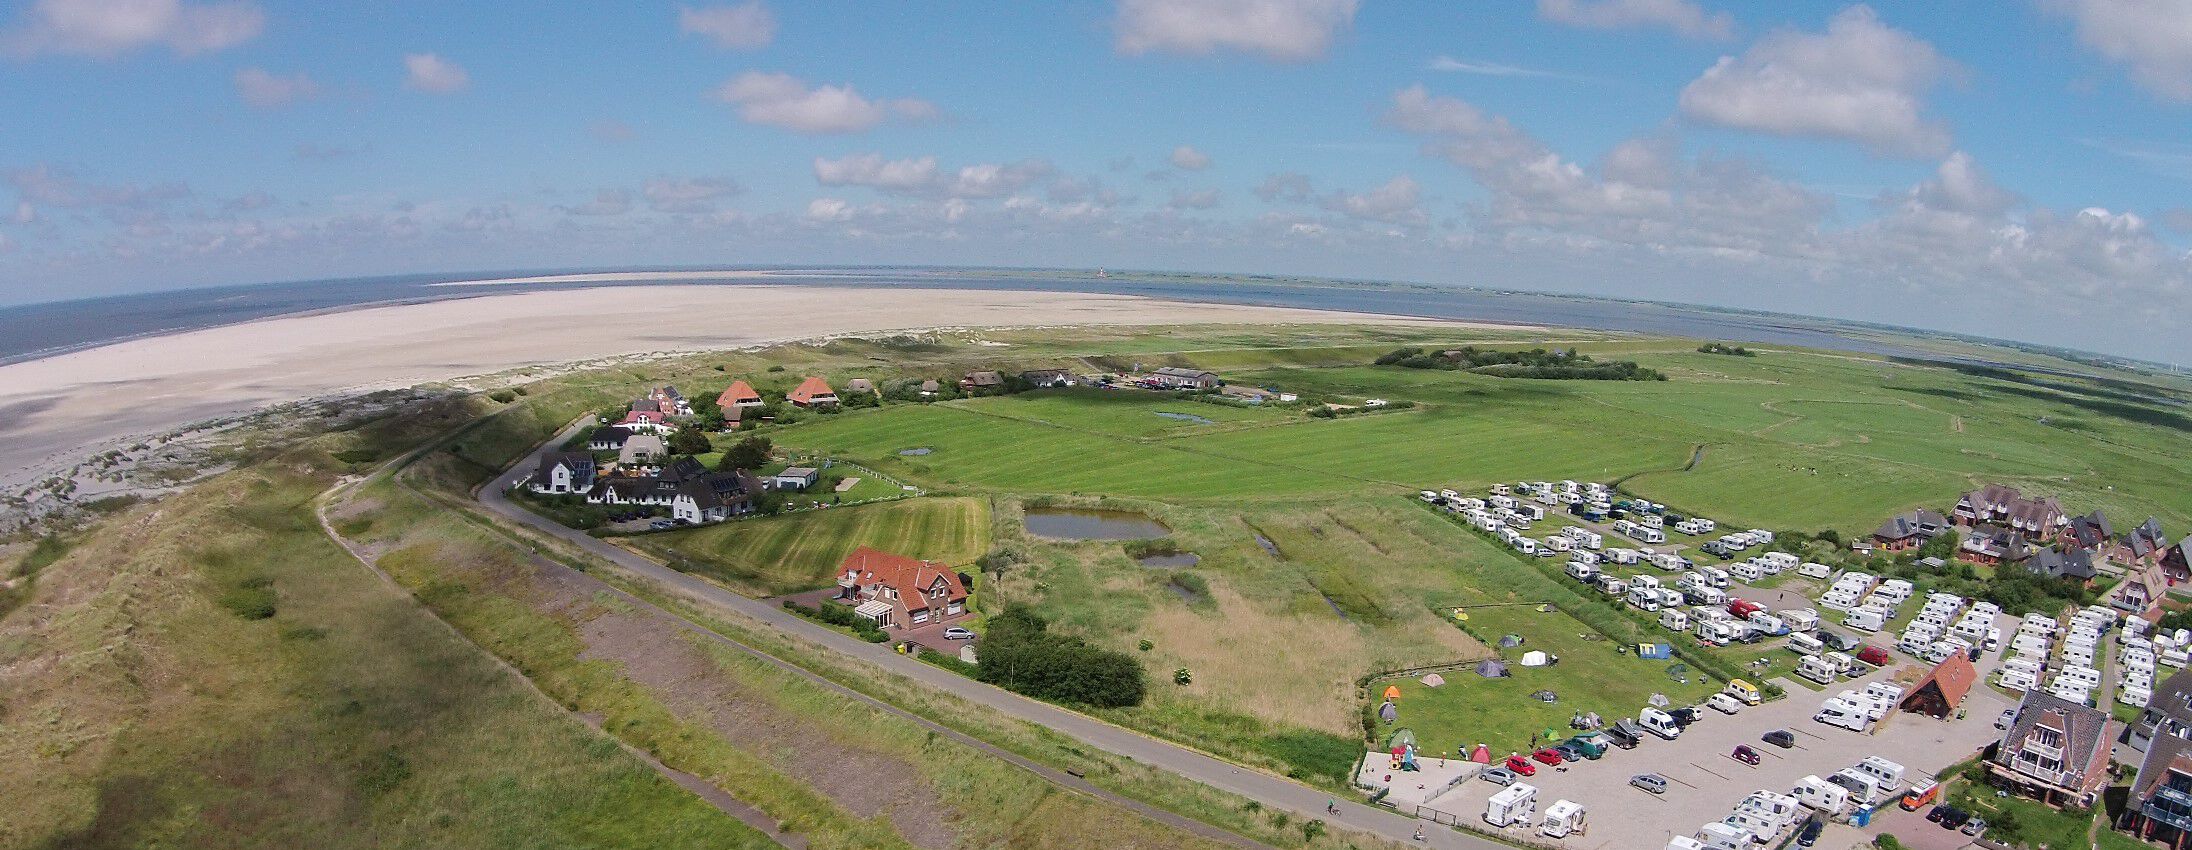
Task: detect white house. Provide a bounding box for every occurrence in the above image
[772,466,821,490]
[530,452,596,494]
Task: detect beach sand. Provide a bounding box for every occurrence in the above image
[0,285,1493,494]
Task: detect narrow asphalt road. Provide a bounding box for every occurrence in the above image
[481,420,1513,850]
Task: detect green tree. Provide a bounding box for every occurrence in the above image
[718,435,773,471]
[667,426,712,456]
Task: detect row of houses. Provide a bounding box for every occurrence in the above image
[1868,485,2188,616]
[530,454,765,524]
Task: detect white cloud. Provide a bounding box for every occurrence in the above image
[1168,188,1221,210]
[642,176,742,213]
[233,67,319,108]
[1320,175,1425,224]
[404,53,470,94]
[812,153,1051,198]
[714,71,933,134]
[2045,0,2192,102]
[1253,172,1315,203]
[1170,145,1213,170]
[679,2,775,50]
[561,189,632,216]
[1427,55,1589,80]
[1537,0,1734,40]
[1114,0,1358,62]
[1677,6,1954,157]
[2,0,261,59]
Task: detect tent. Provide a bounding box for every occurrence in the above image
[1378,700,1399,723]
[1531,690,1559,703]
[1521,650,1551,667]
[1474,659,1510,678]
[1499,634,1526,648]
[1470,743,1493,764]
[1648,693,1670,707]
[1637,643,1673,660]
[1387,728,1418,750]
[1419,672,1447,688]
[1383,684,1402,701]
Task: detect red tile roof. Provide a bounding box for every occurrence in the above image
[1904,654,1978,715]
[839,546,963,612]
[717,380,761,408]
[788,376,835,404]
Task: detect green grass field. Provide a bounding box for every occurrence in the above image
[640,496,991,596]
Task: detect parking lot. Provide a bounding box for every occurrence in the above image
[1418,640,2014,849]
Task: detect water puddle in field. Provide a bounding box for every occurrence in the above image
[1024,508,1170,540]
[1252,534,1282,558]
[898,447,933,456]
[1136,552,1201,568]
[1310,582,1352,621]
[1153,411,1215,425]
[1166,577,1207,604]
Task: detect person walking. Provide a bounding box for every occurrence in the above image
[1326,798,1338,815]
[1413,823,1425,842]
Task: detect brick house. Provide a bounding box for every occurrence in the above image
[2129,734,2192,849]
[1989,690,2119,808]
[1872,508,1948,552]
[836,546,968,629]
[1951,484,2068,540]
[788,376,838,408]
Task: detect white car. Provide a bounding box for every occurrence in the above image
[1996,708,2017,730]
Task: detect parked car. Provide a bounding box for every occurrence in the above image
[1963,817,1987,836]
[1997,708,2017,730]
[941,627,975,641]
[1481,766,1521,786]
[1731,745,1761,766]
[1796,818,1824,847]
[1552,743,1586,763]
[1762,729,1797,749]
[1856,645,1892,666]
[1669,707,1699,727]
[1939,807,1972,830]
[1504,755,1537,776]
[1531,748,1565,766]
[648,519,674,530]
[1630,773,1668,795]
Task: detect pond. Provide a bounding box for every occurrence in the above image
[1024,507,1171,540]
[898,447,933,456]
[1135,552,1201,568]
[1152,411,1215,425]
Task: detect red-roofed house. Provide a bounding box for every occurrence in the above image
[835,546,967,629]
[618,408,671,433]
[716,380,764,410]
[788,376,838,408]
[1900,653,1978,719]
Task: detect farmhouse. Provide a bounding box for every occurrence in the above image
[835,546,968,629]
[1899,653,1976,718]
[586,425,632,451]
[1988,690,2119,808]
[2128,733,2192,849]
[1019,369,1071,388]
[771,466,819,490]
[788,376,837,408]
[1148,367,1220,390]
[618,434,666,466]
[529,452,596,495]
[960,370,1003,391]
[716,380,764,409]
[1872,508,1948,552]
[1952,484,2068,539]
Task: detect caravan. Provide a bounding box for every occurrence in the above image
[1854,756,1907,793]
[1844,609,1884,632]
[1796,655,1839,685]
[1539,800,1587,839]
[1793,775,1851,814]
[1788,633,1825,656]
[1661,608,1692,632]
[1828,769,1883,806]
[1485,783,1539,828]
[1566,560,1600,583]
[1782,609,1820,633]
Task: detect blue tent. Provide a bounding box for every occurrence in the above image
[1636,643,1673,660]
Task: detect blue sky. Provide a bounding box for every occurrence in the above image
[2,0,2190,361]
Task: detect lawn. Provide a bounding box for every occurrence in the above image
[639,496,991,596]
[950,387,1295,438]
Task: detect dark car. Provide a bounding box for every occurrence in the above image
[1796,818,1824,847]
[1669,707,1699,727]
[1731,745,1761,765]
[1929,804,1964,826]
[1552,743,1586,763]
[1762,729,1797,749]
[1604,725,1641,749]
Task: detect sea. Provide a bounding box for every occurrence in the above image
[0,265,2023,367]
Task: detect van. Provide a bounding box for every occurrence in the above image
[1788,633,1825,656]
[1855,756,1907,792]
[1640,707,1681,740]
[1725,679,1763,705]
[1708,693,1744,714]
[1604,722,1641,749]
[1901,779,1940,810]
[1485,782,1538,827]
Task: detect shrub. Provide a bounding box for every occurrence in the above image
[975,605,1146,707]
[488,390,517,404]
[218,576,278,620]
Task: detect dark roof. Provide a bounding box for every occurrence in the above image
[587,425,633,446]
[1020,369,1067,380]
[678,471,760,509]
[963,370,1003,386]
[2135,728,2192,803]
[537,451,594,480]
[2030,546,2098,580]
[630,399,661,413]
[659,456,707,484]
[1153,366,1218,380]
[2152,669,2192,726]
[1875,509,1947,541]
[1997,690,2116,787]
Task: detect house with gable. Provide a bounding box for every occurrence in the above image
[1873,508,1948,552]
[2128,733,2192,849]
[2166,540,2192,587]
[2069,510,2115,552]
[835,546,968,629]
[716,380,764,410]
[2029,545,2099,583]
[2126,517,2173,567]
[788,376,838,408]
[1959,526,2033,567]
[649,386,692,416]
[1019,369,1071,388]
[1988,690,2120,808]
[1951,484,2068,540]
[529,452,596,495]
[1148,366,1220,390]
[671,470,762,524]
[586,425,633,451]
[2133,668,2192,752]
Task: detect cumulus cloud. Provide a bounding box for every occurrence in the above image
[1114,0,1358,62]
[1168,188,1221,210]
[714,71,934,133]
[404,53,470,93]
[679,2,775,50]
[1170,145,1213,170]
[2045,0,2192,102]
[642,176,742,213]
[1319,176,1425,224]
[1254,172,1315,203]
[2,0,261,59]
[560,189,632,216]
[812,153,1052,198]
[233,67,319,108]
[1677,5,1956,157]
[1537,0,1734,40]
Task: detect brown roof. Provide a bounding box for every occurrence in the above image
[717,380,762,407]
[788,376,835,404]
[840,546,964,613]
[1902,653,1978,714]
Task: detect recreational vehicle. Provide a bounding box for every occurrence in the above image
[1639,707,1681,740]
[1855,756,1907,792]
[1828,768,1883,806]
[1793,774,1851,813]
[1814,699,1870,731]
[1539,800,1587,839]
[1566,561,1599,583]
[1485,783,1538,828]
[1796,655,1839,685]
[1844,610,1884,632]
[1661,608,1691,632]
[1788,633,1825,656]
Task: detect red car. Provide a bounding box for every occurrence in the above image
[1731,745,1761,765]
[1856,645,1892,667]
[1504,755,1538,776]
[1531,748,1565,766]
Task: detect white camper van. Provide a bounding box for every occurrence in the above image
[1485,783,1539,828]
[1639,707,1682,740]
[1539,800,1587,839]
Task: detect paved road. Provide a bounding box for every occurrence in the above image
[482,420,1506,849]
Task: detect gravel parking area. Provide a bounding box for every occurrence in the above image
[1420,632,2014,849]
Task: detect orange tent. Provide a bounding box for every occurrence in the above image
[1383,685,1402,701]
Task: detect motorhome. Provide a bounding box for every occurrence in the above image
[1844,610,1884,632]
[1639,707,1681,739]
[1699,566,1730,587]
[1697,619,1743,645]
[1657,588,1685,609]
[1539,800,1587,839]
[1788,633,1825,656]
[1485,783,1539,828]
[1628,586,1664,612]
[1796,655,1839,685]
[1660,608,1691,632]
[1725,679,1763,705]
[1855,756,1907,792]
[1815,697,1869,730]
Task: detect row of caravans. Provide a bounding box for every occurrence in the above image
[1786,756,1909,817]
[1665,788,1809,849]
[1813,681,1906,730]
[1482,784,1591,839]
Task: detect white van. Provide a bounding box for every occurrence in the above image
[1815,698,1870,731]
[1639,707,1681,739]
[1485,782,1538,827]
[1854,756,1907,792]
[1788,633,1825,656]
[1844,610,1884,632]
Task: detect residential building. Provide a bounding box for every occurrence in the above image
[649,386,691,416]
[1900,654,1978,718]
[1989,690,2119,808]
[2069,510,2116,552]
[1959,525,2033,567]
[716,380,764,409]
[1951,484,2068,539]
[2030,545,2099,583]
[959,370,1003,391]
[2114,561,2173,617]
[529,452,596,494]
[771,466,819,490]
[671,470,762,524]
[845,378,877,397]
[919,379,940,398]
[787,376,837,407]
[618,407,670,433]
[2133,669,2192,752]
[1019,369,1071,388]
[2128,733,2192,848]
[2167,541,2192,587]
[1872,508,1948,552]
[835,546,968,629]
[1148,366,1220,390]
[2126,518,2173,568]
[618,434,666,466]
[586,425,633,451]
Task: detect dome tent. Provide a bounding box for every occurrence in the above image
[1474,659,1510,678]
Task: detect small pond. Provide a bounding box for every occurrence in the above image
[898,447,933,456]
[1024,507,1171,540]
[1135,552,1201,568]
[1152,411,1215,425]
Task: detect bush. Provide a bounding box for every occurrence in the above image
[488,390,517,404]
[218,576,278,620]
[781,599,887,642]
[975,605,1146,707]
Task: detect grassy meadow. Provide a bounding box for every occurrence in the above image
[639,496,991,596]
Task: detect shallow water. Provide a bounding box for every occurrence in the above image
[1024,507,1170,540]
[1152,411,1214,425]
[1135,552,1201,568]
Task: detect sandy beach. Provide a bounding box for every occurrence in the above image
[0,285,1492,495]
